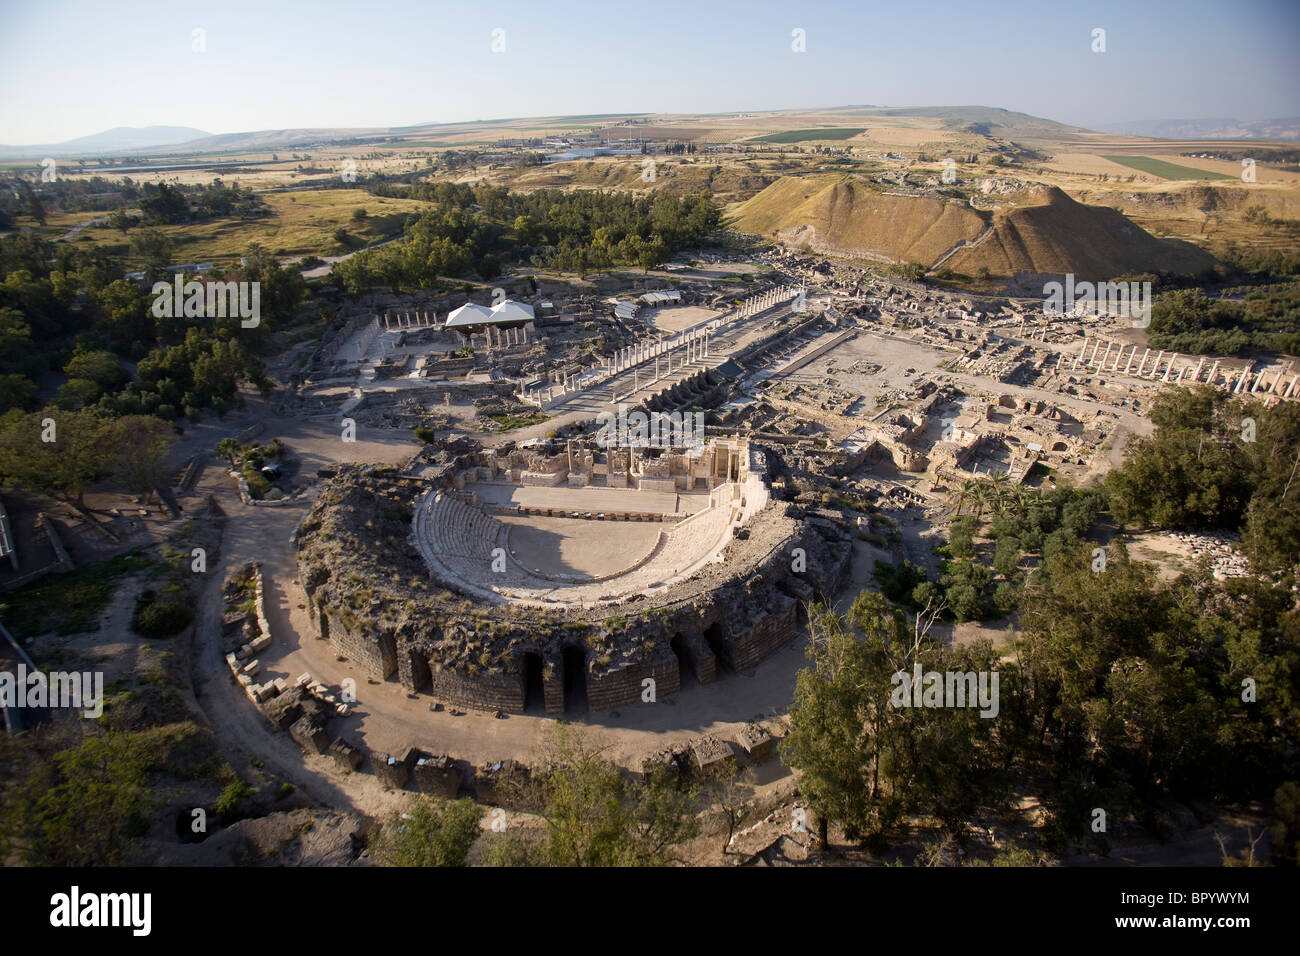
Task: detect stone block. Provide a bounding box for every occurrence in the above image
[412,753,461,798]
[263,686,304,731]
[691,735,734,774]
[329,737,364,772]
[371,747,418,789]
[289,716,329,755]
[736,724,773,761]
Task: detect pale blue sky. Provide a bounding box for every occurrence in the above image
[1,0,1296,144]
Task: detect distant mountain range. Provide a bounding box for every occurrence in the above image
[0,125,210,158]
[7,109,1295,162]
[1099,118,1300,141]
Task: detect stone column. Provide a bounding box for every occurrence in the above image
[1208,360,1220,385]
[1193,356,1205,382]
[1100,341,1112,370]
[1150,351,1164,379]
[1162,354,1179,382]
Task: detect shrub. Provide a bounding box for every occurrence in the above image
[131,593,194,638]
[214,779,255,819]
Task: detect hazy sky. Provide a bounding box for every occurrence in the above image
[1,0,1297,144]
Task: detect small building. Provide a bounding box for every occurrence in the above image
[444,300,535,338]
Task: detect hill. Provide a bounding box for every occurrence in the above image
[731,175,1218,279]
[1099,117,1300,141]
[946,185,1219,278]
[0,125,210,158]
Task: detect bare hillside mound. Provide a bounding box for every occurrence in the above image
[733,176,1218,278]
[948,185,1220,278]
[733,175,985,264]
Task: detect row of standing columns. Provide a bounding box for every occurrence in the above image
[376,314,531,350]
[735,285,804,319]
[379,311,438,331]
[605,324,712,377]
[520,285,796,408]
[1068,336,1299,398]
[526,324,715,408]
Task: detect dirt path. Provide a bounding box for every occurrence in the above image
[178,391,805,805]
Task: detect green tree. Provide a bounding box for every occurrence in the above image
[63,348,128,393]
[484,725,699,866]
[783,592,1006,847]
[781,594,926,845]
[107,207,133,234]
[111,415,174,500]
[993,536,1021,579]
[0,407,119,506]
[214,438,242,469]
[0,727,156,866]
[1271,781,1300,866]
[131,227,173,272]
[23,183,46,226]
[95,279,151,346]
[369,797,482,866]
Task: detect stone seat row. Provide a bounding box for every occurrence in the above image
[414,487,741,605]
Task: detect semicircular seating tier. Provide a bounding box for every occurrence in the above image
[409,481,767,607]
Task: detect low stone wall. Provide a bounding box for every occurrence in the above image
[586,654,680,711]
[729,594,800,671]
[252,563,274,651]
[318,608,398,679]
[428,665,524,713]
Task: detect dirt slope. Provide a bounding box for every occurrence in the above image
[733,175,1219,278]
[949,185,1219,277]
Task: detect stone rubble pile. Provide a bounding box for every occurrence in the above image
[1166,530,1251,579]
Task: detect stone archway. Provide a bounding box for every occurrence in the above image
[671,632,697,685]
[562,646,588,713]
[522,651,545,712]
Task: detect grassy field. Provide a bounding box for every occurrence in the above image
[1100,155,1236,181]
[0,549,150,638]
[750,128,867,143]
[58,189,430,266]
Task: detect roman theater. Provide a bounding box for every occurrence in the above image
[293,434,852,715]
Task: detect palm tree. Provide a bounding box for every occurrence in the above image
[214,438,242,470]
[954,478,980,516]
[972,483,994,519]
